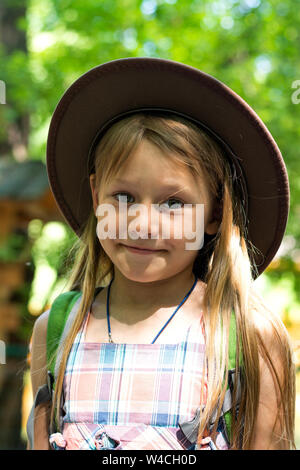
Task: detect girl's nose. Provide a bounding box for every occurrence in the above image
[127,201,160,241]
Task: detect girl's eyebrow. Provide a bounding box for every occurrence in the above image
[112,178,189,194]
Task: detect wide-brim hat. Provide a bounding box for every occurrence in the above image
[46,57,290,279]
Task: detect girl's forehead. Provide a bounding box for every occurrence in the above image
[99,138,212,194]
[109,166,202,189]
[112,155,202,183]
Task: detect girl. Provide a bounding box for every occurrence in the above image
[29,58,295,450]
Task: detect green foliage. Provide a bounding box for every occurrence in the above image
[31,223,71,272]
[1,0,300,309]
[0,230,30,262]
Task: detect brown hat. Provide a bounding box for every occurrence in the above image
[46,57,290,279]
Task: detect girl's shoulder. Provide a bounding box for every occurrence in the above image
[250,294,291,358]
[30,309,51,399]
[33,308,51,332]
[252,299,283,327]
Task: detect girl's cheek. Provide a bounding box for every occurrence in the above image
[168,208,204,250]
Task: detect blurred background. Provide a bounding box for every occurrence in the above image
[0,0,299,450]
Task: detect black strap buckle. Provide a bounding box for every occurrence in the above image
[47,370,54,400]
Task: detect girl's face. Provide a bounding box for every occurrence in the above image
[90,139,220,283]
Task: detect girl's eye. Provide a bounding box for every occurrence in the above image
[113,192,134,203]
[159,198,184,211]
[112,193,184,210]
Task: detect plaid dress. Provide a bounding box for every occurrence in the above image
[49,308,229,450]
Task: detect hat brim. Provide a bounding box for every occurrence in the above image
[46,57,290,278]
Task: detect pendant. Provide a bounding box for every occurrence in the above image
[108,332,114,343]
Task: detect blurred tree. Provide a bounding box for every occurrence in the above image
[0,0,32,450]
[0,0,32,162]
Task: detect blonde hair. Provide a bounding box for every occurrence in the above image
[49,111,295,449]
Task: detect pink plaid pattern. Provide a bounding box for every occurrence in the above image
[49,309,229,450]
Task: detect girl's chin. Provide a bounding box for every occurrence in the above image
[113,264,171,283]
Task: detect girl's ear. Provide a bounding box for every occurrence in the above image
[89,173,98,214]
[205,219,220,236]
[205,202,222,235]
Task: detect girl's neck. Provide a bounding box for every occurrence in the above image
[108,269,202,324]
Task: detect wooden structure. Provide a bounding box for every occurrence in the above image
[0,157,63,449]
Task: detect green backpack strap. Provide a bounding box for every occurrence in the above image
[223,310,243,445]
[46,291,82,381]
[46,287,106,435]
[27,290,82,448]
[228,309,237,370]
[223,310,236,442]
[179,310,243,449]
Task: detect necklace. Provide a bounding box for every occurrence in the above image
[106,274,198,344]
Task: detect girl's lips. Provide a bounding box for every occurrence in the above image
[121,244,165,255]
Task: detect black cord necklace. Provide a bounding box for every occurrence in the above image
[106,275,198,344]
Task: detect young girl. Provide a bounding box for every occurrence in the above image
[28,57,295,450]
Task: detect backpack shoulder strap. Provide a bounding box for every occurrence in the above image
[228,309,237,370]
[47,286,105,432]
[26,289,82,449]
[223,310,243,446]
[204,311,242,447]
[179,310,243,449]
[47,290,82,379]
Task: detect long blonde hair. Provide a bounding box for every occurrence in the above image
[49,111,295,449]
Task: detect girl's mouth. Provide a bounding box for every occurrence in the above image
[120,244,166,255]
